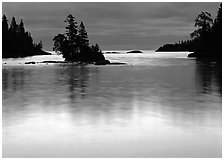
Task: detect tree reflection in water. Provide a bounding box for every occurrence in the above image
[195,60,221,96]
[55,64,92,103]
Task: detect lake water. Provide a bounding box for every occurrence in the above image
[2,50,222,157]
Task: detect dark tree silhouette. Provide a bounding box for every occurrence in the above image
[78,22,89,47]
[18,19,25,34]
[65,14,78,42]
[2,15,8,32]
[65,14,79,56]
[212,4,222,60]
[9,16,17,32]
[2,15,50,58]
[53,14,108,64]
[190,12,213,39]
[190,11,213,54]
[156,4,222,62]
[77,21,92,61]
[2,15,10,55]
[53,33,70,59]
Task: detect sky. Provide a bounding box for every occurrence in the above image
[2,2,221,51]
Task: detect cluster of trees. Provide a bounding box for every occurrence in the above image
[53,14,107,63]
[156,4,222,61]
[2,15,50,58]
[156,40,196,52]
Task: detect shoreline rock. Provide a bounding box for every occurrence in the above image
[94,60,111,65]
[127,50,143,53]
[187,53,197,57]
[187,52,222,62]
[25,61,36,64]
[105,51,120,54]
[24,59,126,66]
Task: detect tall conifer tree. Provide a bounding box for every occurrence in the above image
[19,19,25,34]
[2,15,8,32]
[78,21,89,47]
[9,17,17,32]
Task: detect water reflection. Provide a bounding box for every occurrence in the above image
[3,67,26,98]
[55,65,90,103]
[2,58,222,157]
[195,60,222,95]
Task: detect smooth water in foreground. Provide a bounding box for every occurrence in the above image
[2,51,222,157]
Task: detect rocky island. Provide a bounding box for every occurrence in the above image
[52,14,111,65]
[127,50,143,53]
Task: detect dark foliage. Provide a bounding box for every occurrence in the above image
[156,4,222,61]
[156,40,196,52]
[53,14,106,63]
[2,15,50,58]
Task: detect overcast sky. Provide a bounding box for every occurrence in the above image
[2,2,220,51]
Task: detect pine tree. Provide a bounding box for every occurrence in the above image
[64,14,79,57]
[213,4,222,28]
[39,40,43,49]
[18,19,25,34]
[78,21,89,47]
[3,15,48,58]
[9,16,17,32]
[53,14,106,63]
[65,14,78,44]
[190,12,213,39]
[212,3,222,59]
[2,15,9,57]
[2,15,8,32]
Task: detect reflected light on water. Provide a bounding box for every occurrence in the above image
[2,52,222,157]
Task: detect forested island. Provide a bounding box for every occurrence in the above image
[156,4,222,61]
[2,15,50,58]
[2,14,109,64]
[53,14,109,65]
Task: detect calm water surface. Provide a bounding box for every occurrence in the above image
[2,51,222,157]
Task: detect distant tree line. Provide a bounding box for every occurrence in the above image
[2,15,50,58]
[156,4,222,61]
[156,40,196,52]
[53,14,108,64]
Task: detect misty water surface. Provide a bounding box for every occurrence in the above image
[2,51,222,157]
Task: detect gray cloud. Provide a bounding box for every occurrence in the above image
[2,2,220,50]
